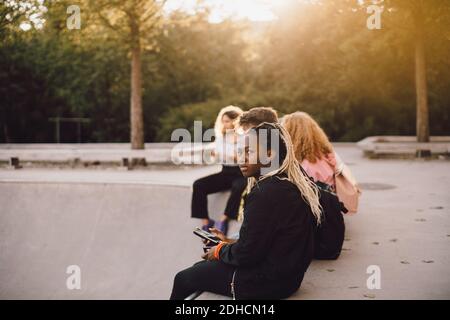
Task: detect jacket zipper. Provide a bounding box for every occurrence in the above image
[230,270,237,300]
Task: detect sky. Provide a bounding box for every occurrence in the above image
[15,0,284,31]
[165,0,284,23]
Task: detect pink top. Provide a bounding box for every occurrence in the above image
[301,152,337,188]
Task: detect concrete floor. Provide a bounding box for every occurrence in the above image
[0,145,449,299]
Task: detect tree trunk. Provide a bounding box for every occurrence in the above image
[3,122,10,143]
[130,25,145,150]
[414,8,430,144]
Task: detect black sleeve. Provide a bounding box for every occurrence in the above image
[219,186,276,267]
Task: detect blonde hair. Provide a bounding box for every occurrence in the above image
[282,112,333,163]
[246,122,322,225]
[214,105,243,137]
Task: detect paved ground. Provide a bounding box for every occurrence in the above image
[0,145,449,299]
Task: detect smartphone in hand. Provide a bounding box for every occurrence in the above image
[193,227,221,245]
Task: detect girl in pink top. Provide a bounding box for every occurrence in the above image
[282,112,337,191]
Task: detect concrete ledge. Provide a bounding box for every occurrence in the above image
[0,143,177,149]
[0,143,355,166]
[357,136,450,158]
[0,143,216,165]
[0,143,176,164]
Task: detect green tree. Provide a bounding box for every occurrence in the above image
[0,0,45,31]
[252,0,449,142]
[88,0,167,149]
[365,0,450,144]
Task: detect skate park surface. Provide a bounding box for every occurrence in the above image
[0,144,449,299]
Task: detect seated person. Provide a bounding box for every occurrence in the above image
[191,105,247,235]
[230,106,280,232]
[282,111,340,191]
[170,122,322,300]
[239,106,279,133]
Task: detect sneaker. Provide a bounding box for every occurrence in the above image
[215,220,229,236]
[201,219,215,232]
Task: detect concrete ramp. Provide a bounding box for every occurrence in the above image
[0,182,232,299]
[1,145,449,299]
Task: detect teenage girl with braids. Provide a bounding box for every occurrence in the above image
[171,123,321,300]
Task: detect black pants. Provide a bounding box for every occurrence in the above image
[191,166,247,220]
[170,260,234,300]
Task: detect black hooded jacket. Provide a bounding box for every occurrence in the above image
[218,174,316,299]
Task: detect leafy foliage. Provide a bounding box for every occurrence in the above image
[1,0,449,143]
